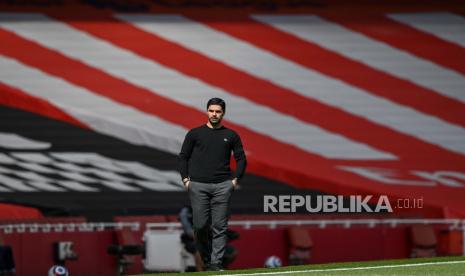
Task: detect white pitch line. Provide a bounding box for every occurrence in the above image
[215,260,465,275]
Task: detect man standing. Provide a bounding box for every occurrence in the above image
[179,98,247,271]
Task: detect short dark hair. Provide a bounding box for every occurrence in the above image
[207,98,226,113]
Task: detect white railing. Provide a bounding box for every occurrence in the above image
[0,222,140,233]
[228,219,465,229]
[146,219,465,230]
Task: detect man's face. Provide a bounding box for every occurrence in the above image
[207,104,224,126]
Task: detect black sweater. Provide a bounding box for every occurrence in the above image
[178,124,247,183]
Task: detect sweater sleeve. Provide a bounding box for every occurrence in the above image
[178,130,194,180]
[232,133,247,180]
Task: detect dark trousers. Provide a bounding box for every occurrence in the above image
[188,180,234,266]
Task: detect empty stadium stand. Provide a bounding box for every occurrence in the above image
[1,7,465,218]
[0,1,465,274]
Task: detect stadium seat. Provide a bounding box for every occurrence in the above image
[111,215,169,274]
[438,229,463,256]
[409,225,437,258]
[287,226,313,265]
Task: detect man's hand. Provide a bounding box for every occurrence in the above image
[232,178,239,190]
[183,178,190,189]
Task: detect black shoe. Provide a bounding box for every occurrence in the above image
[206,263,224,271]
[203,263,211,271]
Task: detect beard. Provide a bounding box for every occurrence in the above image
[209,116,222,126]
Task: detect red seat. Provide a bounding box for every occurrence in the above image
[287,226,312,265]
[112,215,169,274]
[410,224,437,258]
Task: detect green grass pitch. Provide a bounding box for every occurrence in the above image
[133,256,465,276]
